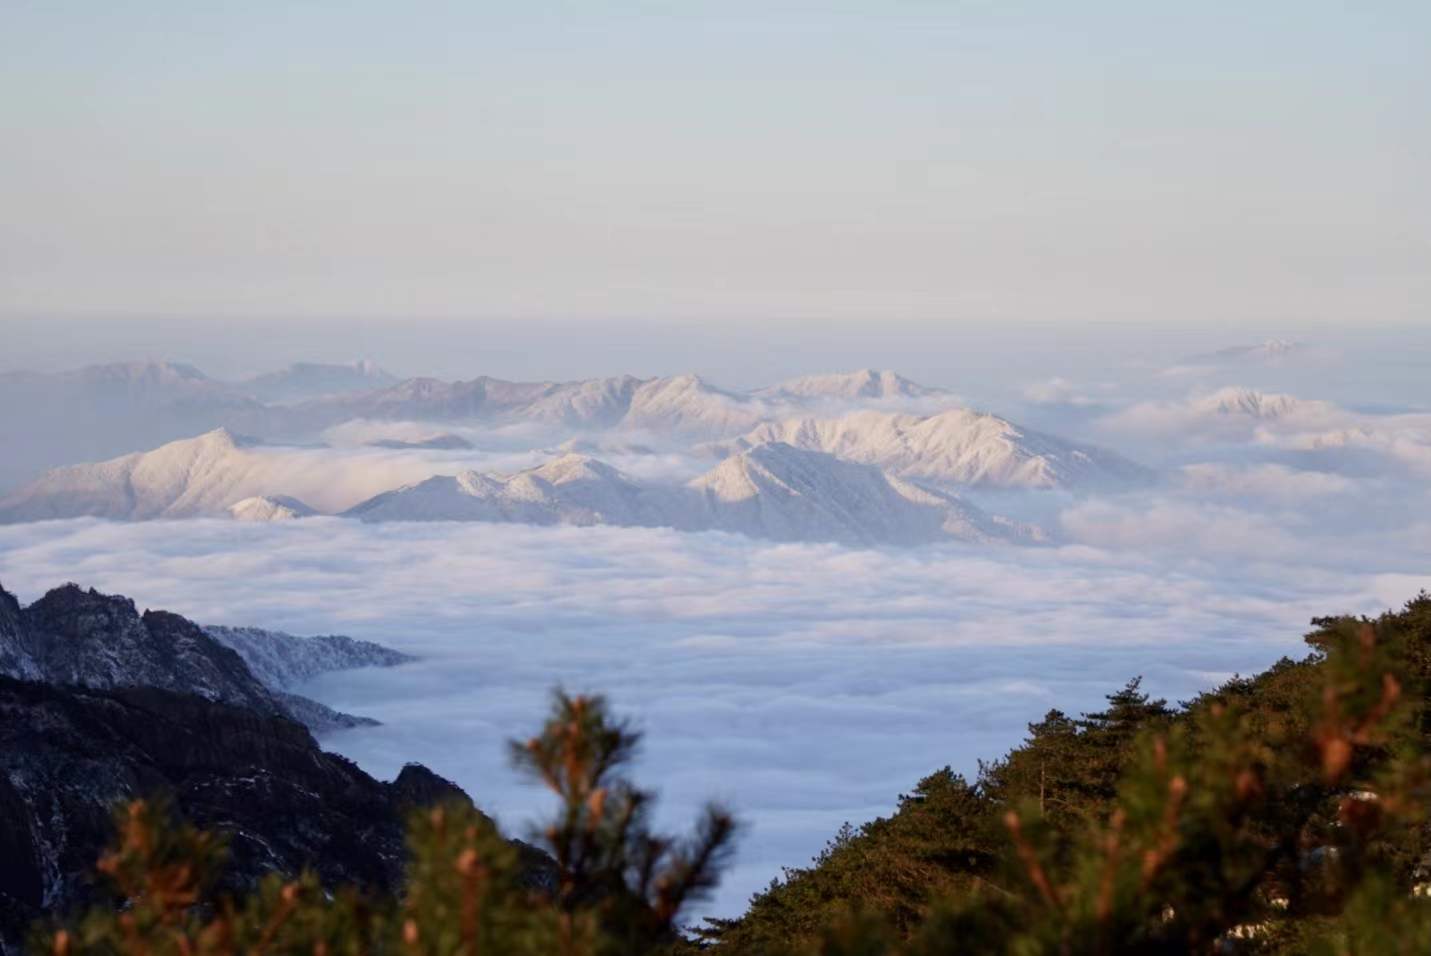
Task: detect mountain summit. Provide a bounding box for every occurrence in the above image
[239,360,397,403]
[0,580,405,732]
[756,369,947,401]
[687,442,1019,546]
[714,408,1151,490]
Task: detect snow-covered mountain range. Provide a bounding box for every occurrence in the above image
[0,362,1176,546]
[0,363,964,493]
[346,453,663,526]
[1099,387,1348,440]
[0,429,1046,546]
[683,443,1034,545]
[706,408,1151,489]
[348,443,1029,546]
[292,372,774,437]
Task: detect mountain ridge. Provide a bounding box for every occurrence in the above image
[0,581,408,732]
[707,408,1152,490]
[347,443,1035,546]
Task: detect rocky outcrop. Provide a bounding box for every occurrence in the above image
[22,585,282,713]
[0,583,399,732]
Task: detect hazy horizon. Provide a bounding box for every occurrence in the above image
[4,314,1430,397]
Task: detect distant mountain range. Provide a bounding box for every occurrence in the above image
[0,360,1161,545]
[683,443,1036,545]
[1099,387,1346,437]
[0,360,269,492]
[1183,339,1306,366]
[349,443,1035,546]
[238,360,397,404]
[1191,386,1307,420]
[291,372,772,436]
[0,431,1048,547]
[0,362,966,492]
[705,408,1153,489]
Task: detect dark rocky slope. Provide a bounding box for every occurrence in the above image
[0,580,551,951]
[0,676,492,949]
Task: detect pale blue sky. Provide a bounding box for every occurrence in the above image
[2,2,1427,329]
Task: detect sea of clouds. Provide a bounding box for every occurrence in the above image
[1,499,1426,919]
[2,338,1429,921]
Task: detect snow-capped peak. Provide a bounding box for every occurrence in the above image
[228,495,317,521]
[1194,387,1303,420]
[712,408,1150,490]
[685,442,1024,546]
[525,453,630,485]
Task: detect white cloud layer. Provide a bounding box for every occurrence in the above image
[1177,463,1356,502]
[1,515,1425,919]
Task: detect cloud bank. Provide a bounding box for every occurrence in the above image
[1,515,1424,919]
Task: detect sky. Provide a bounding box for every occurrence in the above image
[2,2,1427,331]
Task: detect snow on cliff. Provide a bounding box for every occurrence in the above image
[203,624,414,690]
